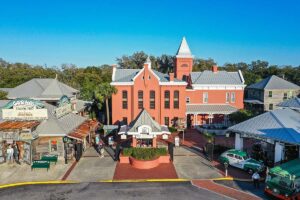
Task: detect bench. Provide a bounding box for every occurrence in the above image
[31,160,50,171]
[41,154,58,165]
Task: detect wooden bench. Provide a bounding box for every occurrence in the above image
[31,160,50,171]
[41,154,58,165]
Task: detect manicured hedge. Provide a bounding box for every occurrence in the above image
[123,147,168,160]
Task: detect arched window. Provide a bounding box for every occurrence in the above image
[164,90,170,109]
[150,90,155,109]
[174,90,179,109]
[122,90,128,109]
[138,90,143,109]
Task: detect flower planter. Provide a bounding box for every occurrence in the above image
[128,154,170,169]
[119,154,130,164]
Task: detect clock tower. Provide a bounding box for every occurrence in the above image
[175,37,193,81]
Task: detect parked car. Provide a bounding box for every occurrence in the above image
[219,149,265,174]
[265,159,300,200]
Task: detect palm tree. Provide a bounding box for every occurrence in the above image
[95,83,117,125]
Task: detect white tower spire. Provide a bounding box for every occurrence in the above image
[176,37,193,58]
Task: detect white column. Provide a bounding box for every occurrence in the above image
[235,133,243,150]
[274,142,284,163]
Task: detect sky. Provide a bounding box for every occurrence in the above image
[0,0,299,67]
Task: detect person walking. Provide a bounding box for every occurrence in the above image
[6,145,14,164]
[13,143,20,165]
[252,171,261,189]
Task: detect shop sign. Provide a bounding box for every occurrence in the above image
[121,135,127,140]
[162,134,168,140]
[136,134,154,139]
[55,95,72,118]
[19,132,33,140]
[2,99,48,120]
[1,131,19,141]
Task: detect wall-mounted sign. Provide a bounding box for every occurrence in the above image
[121,135,127,140]
[2,98,48,120]
[19,132,34,140]
[55,96,72,118]
[0,131,19,141]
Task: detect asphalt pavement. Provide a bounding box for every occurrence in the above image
[0,182,231,200]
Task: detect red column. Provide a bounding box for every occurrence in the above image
[152,137,157,148]
[132,137,137,147]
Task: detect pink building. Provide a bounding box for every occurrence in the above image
[111,37,245,128]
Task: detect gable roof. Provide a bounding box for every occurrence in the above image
[247,75,300,90]
[128,109,162,132]
[34,102,86,136]
[7,78,79,100]
[176,37,193,58]
[190,70,244,85]
[277,97,300,110]
[228,108,300,145]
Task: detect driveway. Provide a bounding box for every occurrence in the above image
[173,146,222,179]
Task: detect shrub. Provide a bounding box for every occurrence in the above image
[168,126,177,133]
[122,147,168,160]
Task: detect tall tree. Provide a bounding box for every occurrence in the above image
[94,83,117,125]
[0,91,7,100]
[116,51,148,69]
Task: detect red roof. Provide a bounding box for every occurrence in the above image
[0,121,40,130]
[68,120,99,140]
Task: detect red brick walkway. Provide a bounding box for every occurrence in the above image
[192,180,261,200]
[113,163,178,180]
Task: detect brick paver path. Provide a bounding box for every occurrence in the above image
[192,180,262,200]
[113,163,178,180]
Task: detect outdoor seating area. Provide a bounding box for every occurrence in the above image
[41,154,58,165]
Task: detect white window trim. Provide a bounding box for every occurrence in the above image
[231,92,236,103]
[203,92,208,104]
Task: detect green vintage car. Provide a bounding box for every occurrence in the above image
[265,159,300,200]
[219,149,264,174]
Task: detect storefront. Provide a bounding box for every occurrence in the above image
[0,121,40,164]
[0,98,48,164]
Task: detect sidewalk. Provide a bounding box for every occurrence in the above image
[0,159,73,185]
[192,180,262,200]
[66,147,117,182]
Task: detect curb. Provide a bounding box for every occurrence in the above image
[99,178,190,183]
[0,180,78,190]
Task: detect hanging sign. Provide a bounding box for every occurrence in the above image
[55,95,73,118]
[2,98,48,120]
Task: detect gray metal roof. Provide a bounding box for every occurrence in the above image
[7,78,79,100]
[228,108,300,145]
[128,109,162,132]
[190,71,243,85]
[0,88,12,93]
[113,68,184,83]
[277,97,300,110]
[34,102,86,136]
[186,104,238,114]
[247,75,300,90]
[176,37,193,58]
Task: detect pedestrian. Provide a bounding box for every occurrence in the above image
[6,145,14,164]
[13,143,20,165]
[252,171,261,189]
[95,134,100,153]
[99,139,105,158]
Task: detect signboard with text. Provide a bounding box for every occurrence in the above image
[55,95,73,118]
[2,98,48,120]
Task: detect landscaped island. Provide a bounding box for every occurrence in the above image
[120,147,170,169]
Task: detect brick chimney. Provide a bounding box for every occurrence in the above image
[212,65,218,73]
[169,73,174,81]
